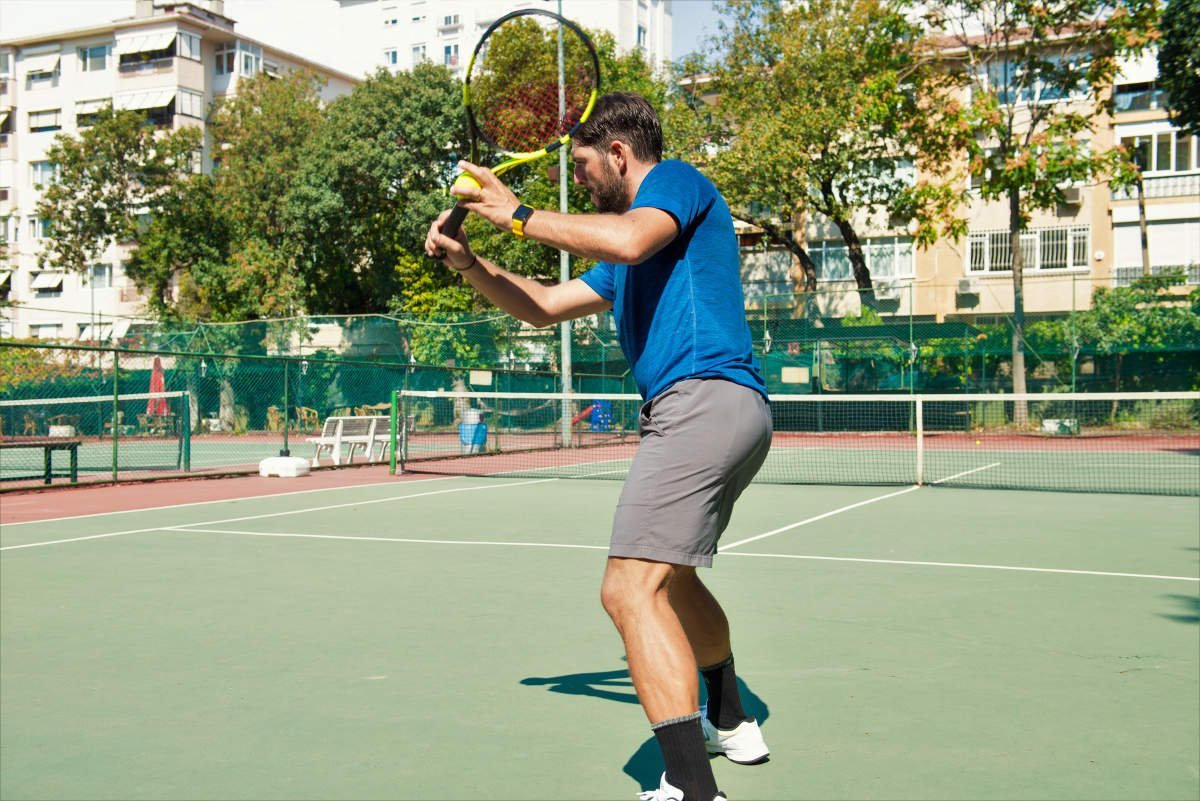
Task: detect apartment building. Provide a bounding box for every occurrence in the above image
[0,0,358,341]
[740,51,1199,325]
[377,0,672,77]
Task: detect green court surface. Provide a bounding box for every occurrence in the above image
[2,477,1197,800]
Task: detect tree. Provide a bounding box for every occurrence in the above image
[35,107,201,277]
[126,70,324,325]
[1158,0,1200,136]
[288,63,467,316]
[669,0,971,294]
[927,0,1159,409]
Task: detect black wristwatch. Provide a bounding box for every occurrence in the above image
[511,204,534,239]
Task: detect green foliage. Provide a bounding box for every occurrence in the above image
[685,0,972,288]
[131,71,323,325]
[458,26,667,286]
[1158,0,1200,136]
[930,0,1160,221]
[0,342,90,393]
[288,63,466,315]
[36,107,202,274]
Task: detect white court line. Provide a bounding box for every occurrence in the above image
[930,462,1003,485]
[170,526,1198,582]
[170,527,609,551]
[719,461,1006,553]
[0,478,556,551]
[0,475,457,527]
[722,550,1200,583]
[718,485,922,552]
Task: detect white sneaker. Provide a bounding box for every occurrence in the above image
[637,772,727,801]
[700,704,770,765]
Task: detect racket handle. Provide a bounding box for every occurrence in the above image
[441,204,470,240]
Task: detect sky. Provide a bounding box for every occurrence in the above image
[0,0,725,63]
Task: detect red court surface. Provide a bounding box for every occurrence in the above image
[0,464,418,525]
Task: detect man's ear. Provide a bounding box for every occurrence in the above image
[609,139,632,173]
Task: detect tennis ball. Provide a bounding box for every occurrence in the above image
[453,172,481,193]
[975,439,981,445]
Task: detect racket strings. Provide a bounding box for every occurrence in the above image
[469,25,596,155]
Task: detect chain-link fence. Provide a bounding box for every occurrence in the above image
[3,280,1197,487]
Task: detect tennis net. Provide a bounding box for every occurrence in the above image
[395,390,1200,496]
[0,392,190,482]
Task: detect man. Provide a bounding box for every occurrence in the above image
[424,92,771,801]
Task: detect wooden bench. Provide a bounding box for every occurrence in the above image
[0,437,82,484]
[306,415,390,466]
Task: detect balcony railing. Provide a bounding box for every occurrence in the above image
[1113,263,1200,287]
[1111,173,1200,200]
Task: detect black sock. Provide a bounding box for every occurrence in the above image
[700,655,749,730]
[651,713,719,801]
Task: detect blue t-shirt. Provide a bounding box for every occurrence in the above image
[579,160,766,401]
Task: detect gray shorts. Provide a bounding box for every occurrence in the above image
[609,378,772,568]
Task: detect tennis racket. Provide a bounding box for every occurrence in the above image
[440,9,600,239]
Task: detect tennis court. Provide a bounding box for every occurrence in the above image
[2,461,1197,800]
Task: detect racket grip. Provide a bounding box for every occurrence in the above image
[441,204,470,239]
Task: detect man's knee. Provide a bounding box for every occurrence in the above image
[600,557,675,623]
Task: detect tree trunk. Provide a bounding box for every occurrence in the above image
[219,378,236,430]
[832,216,872,291]
[1008,188,1028,424]
[1136,175,1151,276]
[732,213,817,291]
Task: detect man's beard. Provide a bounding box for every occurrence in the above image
[590,158,628,214]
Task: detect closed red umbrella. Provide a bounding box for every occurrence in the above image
[146,356,169,415]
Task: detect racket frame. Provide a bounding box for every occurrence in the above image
[441,9,600,238]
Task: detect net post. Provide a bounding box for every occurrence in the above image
[280,358,291,457]
[111,348,119,482]
[390,389,399,475]
[915,396,924,486]
[181,391,191,471]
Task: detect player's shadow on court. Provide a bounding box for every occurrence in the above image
[520,667,769,790]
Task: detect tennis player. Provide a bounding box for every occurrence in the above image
[425,92,771,801]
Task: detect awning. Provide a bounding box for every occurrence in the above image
[31,272,65,290]
[77,323,114,342]
[76,98,111,115]
[115,88,176,111]
[22,52,61,75]
[116,31,177,55]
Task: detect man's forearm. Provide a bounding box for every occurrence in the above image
[456,256,559,328]
[515,207,676,266]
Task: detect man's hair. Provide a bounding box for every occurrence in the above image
[574,92,663,163]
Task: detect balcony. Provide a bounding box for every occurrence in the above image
[1114,263,1200,287]
[1111,173,1200,200]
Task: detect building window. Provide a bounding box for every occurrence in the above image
[442,14,460,27]
[239,43,263,76]
[177,89,205,119]
[215,43,235,75]
[411,44,426,63]
[178,31,201,61]
[29,323,63,338]
[28,109,62,133]
[89,263,114,289]
[75,98,109,127]
[384,49,398,66]
[1113,82,1167,112]
[809,237,916,282]
[444,44,458,67]
[967,226,1090,273]
[637,25,647,49]
[1121,130,1198,174]
[78,44,110,72]
[31,160,59,188]
[28,216,52,240]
